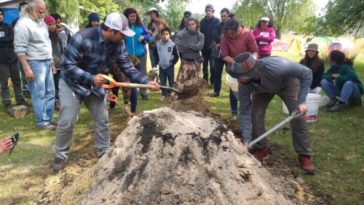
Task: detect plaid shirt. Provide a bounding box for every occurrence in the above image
[61,27,148,99]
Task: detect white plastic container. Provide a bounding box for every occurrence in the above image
[282,93,321,122]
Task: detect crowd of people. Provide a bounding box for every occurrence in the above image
[0,0,363,175]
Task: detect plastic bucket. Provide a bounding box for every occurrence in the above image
[282,93,321,122]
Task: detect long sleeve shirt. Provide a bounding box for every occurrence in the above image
[0,22,17,63]
[153,39,179,69]
[252,27,275,56]
[125,23,150,57]
[14,14,53,60]
[175,30,204,60]
[200,16,220,50]
[239,56,312,142]
[220,27,258,59]
[61,27,148,100]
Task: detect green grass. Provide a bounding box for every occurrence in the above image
[0,51,364,204]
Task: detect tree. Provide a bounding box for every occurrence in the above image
[232,0,315,39]
[46,0,80,23]
[323,0,364,37]
[165,0,187,31]
[79,0,120,26]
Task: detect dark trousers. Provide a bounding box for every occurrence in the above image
[0,62,24,106]
[109,87,138,113]
[159,67,174,96]
[229,88,238,114]
[53,70,60,100]
[251,80,311,155]
[213,57,225,95]
[202,48,214,84]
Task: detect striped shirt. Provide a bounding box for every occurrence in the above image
[61,27,148,99]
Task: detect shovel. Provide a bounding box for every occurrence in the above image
[248,110,302,149]
[100,74,181,93]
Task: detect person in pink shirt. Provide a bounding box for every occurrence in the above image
[220,15,258,120]
[252,16,275,58]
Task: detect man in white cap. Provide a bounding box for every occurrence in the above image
[52,12,160,171]
[227,52,316,174]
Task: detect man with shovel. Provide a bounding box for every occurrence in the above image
[227,52,316,174]
[52,12,159,171]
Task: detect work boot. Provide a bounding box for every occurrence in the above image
[325,97,338,108]
[327,100,346,112]
[52,158,66,172]
[298,154,316,174]
[252,147,269,161]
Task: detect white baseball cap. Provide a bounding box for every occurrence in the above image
[260,16,270,22]
[104,12,135,37]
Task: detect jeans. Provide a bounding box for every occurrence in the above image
[27,60,55,127]
[159,67,174,96]
[213,57,225,95]
[202,48,213,83]
[229,88,238,115]
[321,79,361,104]
[55,79,109,160]
[0,62,24,106]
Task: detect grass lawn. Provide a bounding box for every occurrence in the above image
[0,51,363,204]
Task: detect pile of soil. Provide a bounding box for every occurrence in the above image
[76,107,299,205]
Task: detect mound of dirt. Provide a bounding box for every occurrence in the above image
[78,107,299,205]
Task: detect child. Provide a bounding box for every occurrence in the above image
[153,27,179,101]
[174,17,204,99]
[44,15,63,111]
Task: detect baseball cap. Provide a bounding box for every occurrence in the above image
[104,12,135,37]
[260,16,270,22]
[147,7,159,15]
[226,52,257,79]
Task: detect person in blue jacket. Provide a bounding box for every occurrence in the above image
[123,8,151,101]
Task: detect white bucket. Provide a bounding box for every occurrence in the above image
[282,93,321,122]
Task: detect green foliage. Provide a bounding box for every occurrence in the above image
[79,0,120,27]
[165,0,187,31]
[233,0,316,38]
[46,0,80,23]
[323,0,364,37]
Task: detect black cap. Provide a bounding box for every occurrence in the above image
[183,11,192,17]
[205,4,214,11]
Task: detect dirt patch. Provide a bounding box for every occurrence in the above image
[72,108,300,205]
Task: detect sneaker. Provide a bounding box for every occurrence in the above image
[298,154,316,174]
[325,98,338,108]
[252,147,269,161]
[327,101,346,112]
[52,158,66,172]
[39,123,56,131]
[231,114,238,121]
[96,149,107,158]
[208,92,219,97]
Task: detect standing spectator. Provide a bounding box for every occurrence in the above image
[200,4,220,84]
[124,8,151,101]
[11,1,30,98]
[226,52,316,174]
[86,12,100,28]
[220,17,258,120]
[252,16,275,58]
[50,13,72,49]
[209,8,230,97]
[14,0,56,130]
[52,13,159,171]
[321,50,363,112]
[153,27,179,101]
[44,15,64,111]
[0,9,27,114]
[176,11,192,34]
[299,43,325,94]
[146,7,161,69]
[174,17,204,99]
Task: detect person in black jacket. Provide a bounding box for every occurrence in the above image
[200,4,220,85]
[0,9,27,114]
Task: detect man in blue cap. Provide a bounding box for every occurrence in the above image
[227,52,316,174]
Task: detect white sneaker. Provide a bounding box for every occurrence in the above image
[160,96,165,101]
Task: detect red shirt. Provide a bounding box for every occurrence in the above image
[220,27,258,58]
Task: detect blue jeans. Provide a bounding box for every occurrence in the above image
[159,67,174,96]
[229,88,238,114]
[27,60,55,127]
[321,79,361,104]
